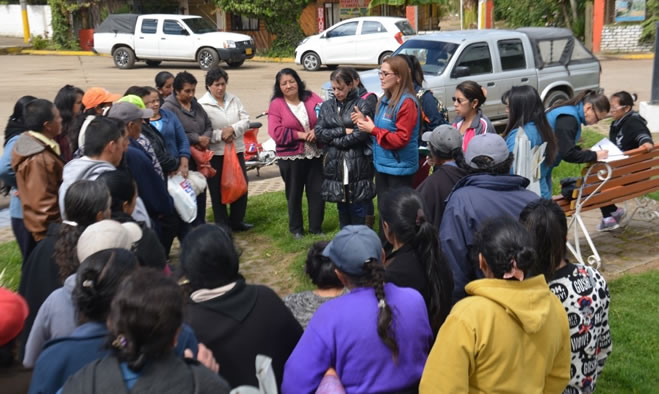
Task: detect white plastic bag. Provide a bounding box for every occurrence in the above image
[167,175,197,223]
[186,170,207,196]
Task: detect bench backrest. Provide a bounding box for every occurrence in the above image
[562,143,659,215]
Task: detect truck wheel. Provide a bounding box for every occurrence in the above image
[302,52,321,71]
[544,90,571,108]
[226,60,245,68]
[379,51,393,65]
[112,47,135,69]
[198,48,219,70]
[145,60,162,67]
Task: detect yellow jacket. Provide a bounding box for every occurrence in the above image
[420,275,571,393]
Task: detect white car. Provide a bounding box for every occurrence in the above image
[93,14,255,70]
[295,16,416,71]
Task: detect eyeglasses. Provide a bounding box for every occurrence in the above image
[589,106,601,123]
[378,70,395,78]
[452,96,467,104]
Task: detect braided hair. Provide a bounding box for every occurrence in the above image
[347,259,399,361]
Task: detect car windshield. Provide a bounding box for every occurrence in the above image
[395,20,416,35]
[183,18,217,34]
[394,39,459,75]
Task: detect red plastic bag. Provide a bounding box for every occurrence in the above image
[221,143,247,204]
[190,146,216,178]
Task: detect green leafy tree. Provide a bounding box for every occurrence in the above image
[214,0,313,56]
[640,0,659,44]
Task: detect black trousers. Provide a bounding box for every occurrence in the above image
[207,153,248,228]
[158,212,191,257]
[375,171,414,241]
[600,204,618,218]
[11,217,36,261]
[278,157,324,234]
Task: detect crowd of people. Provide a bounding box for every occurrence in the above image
[0,53,654,393]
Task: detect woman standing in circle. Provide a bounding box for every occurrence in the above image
[198,66,252,232]
[155,71,175,100]
[501,85,558,197]
[315,68,375,228]
[380,188,453,335]
[54,85,85,162]
[420,218,571,393]
[353,57,421,238]
[268,68,324,238]
[545,90,609,202]
[451,80,495,151]
[162,71,212,226]
[283,225,432,393]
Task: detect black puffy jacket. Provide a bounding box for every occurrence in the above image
[315,88,375,203]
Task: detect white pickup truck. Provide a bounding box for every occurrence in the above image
[93,14,255,70]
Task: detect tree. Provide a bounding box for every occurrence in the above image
[214,0,313,55]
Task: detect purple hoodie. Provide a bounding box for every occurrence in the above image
[282,283,432,393]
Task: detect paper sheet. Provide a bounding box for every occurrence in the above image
[591,137,628,162]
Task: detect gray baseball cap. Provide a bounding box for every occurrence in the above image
[421,124,462,158]
[322,225,383,276]
[107,101,153,123]
[464,133,510,169]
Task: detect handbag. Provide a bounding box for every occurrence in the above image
[167,174,197,223]
[190,145,216,178]
[221,143,248,204]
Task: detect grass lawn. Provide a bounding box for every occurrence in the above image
[595,270,659,393]
[0,241,22,291]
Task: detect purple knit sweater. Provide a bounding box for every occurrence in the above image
[282,284,433,393]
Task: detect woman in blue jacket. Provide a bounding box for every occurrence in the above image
[545,90,610,198]
[502,86,558,197]
[0,96,36,260]
[353,56,421,239]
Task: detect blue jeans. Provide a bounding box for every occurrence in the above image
[337,201,368,228]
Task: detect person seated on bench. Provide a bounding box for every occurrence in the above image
[545,90,610,199]
[597,91,655,231]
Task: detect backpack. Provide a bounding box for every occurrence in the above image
[416,89,449,132]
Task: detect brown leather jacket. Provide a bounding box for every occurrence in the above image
[11,132,64,241]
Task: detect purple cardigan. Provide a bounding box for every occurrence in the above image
[267,93,323,157]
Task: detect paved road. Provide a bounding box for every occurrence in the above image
[0,55,653,146]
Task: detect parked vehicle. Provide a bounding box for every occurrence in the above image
[295,16,416,71]
[321,27,601,126]
[93,14,255,70]
[244,113,276,176]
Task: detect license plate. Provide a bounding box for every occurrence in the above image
[246,48,252,55]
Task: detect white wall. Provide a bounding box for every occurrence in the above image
[0,5,53,38]
[601,24,653,53]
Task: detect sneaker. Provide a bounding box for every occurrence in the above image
[597,216,619,232]
[611,207,626,224]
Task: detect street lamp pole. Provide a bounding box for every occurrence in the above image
[19,0,30,43]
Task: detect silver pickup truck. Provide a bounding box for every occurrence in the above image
[321,27,601,126]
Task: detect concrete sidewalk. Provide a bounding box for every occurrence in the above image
[0,36,30,54]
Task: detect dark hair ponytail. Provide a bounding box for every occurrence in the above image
[548,89,610,113]
[74,248,138,324]
[471,217,538,279]
[55,180,111,281]
[341,258,399,360]
[380,188,453,333]
[108,268,184,371]
[611,90,637,109]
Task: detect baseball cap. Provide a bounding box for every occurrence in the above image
[107,101,153,122]
[421,125,462,158]
[77,220,143,262]
[0,287,29,346]
[464,133,510,169]
[82,87,121,109]
[117,94,146,109]
[322,225,383,276]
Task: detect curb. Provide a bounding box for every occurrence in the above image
[599,52,654,60]
[20,49,104,56]
[0,46,27,55]
[249,56,295,63]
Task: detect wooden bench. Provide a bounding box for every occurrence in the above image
[552,143,659,269]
